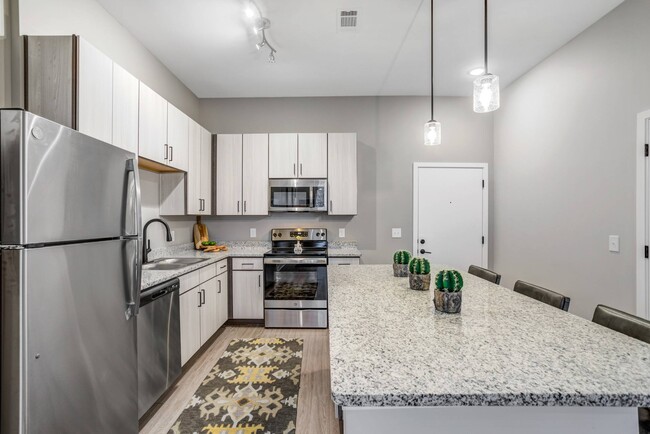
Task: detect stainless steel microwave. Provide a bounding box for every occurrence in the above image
[269,179,328,212]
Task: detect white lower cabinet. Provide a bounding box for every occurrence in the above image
[179,260,229,366]
[179,286,202,366]
[329,257,361,266]
[232,270,264,320]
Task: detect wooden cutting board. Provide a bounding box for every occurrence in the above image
[193,217,228,252]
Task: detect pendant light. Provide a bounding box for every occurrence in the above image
[473,0,500,113]
[424,0,441,146]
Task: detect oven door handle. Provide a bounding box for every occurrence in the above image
[264,257,328,265]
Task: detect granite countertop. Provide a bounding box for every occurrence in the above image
[328,241,362,258]
[141,242,269,290]
[328,264,650,408]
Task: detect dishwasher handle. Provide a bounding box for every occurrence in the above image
[139,278,180,308]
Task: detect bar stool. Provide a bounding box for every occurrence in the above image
[592,305,650,433]
[467,265,501,285]
[513,280,571,311]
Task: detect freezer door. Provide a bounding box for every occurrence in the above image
[23,240,138,433]
[0,110,139,245]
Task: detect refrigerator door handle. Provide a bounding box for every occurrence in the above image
[124,159,142,238]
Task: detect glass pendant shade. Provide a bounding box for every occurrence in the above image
[424,119,441,146]
[473,73,500,113]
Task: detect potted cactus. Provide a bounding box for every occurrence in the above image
[408,257,431,290]
[392,250,412,277]
[433,270,464,314]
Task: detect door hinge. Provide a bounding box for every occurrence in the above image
[482,179,485,188]
[645,144,649,157]
[482,236,485,245]
[645,245,649,259]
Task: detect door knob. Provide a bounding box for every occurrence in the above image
[420,249,431,254]
[420,239,426,244]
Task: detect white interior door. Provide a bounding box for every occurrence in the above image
[414,164,487,270]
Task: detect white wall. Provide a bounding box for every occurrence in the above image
[19,0,199,118]
[493,0,650,319]
[199,96,494,264]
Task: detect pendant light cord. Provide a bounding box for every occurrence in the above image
[484,0,488,74]
[430,0,434,120]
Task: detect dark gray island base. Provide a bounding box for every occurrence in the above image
[328,265,650,434]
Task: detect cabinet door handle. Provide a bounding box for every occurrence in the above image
[237,201,240,213]
[197,291,202,308]
[164,144,169,160]
[201,289,206,305]
[244,200,247,214]
[329,200,333,213]
[170,146,174,162]
[300,163,303,176]
[258,275,261,288]
[293,163,296,176]
[218,279,222,294]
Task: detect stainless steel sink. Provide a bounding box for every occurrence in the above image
[142,257,209,271]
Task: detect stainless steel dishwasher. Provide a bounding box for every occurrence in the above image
[137,278,181,418]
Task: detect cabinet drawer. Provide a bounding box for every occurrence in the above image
[329,257,360,266]
[216,259,229,276]
[231,257,263,270]
[199,263,217,282]
[179,270,200,294]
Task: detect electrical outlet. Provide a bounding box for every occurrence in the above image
[608,235,620,253]
[392,228,402,238]
[339,228,346,238]
[170,230,175,242]
[250,228,257,238]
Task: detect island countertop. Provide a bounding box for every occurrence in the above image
[328,265,650,408]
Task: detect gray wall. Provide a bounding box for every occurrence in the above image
[493,0,650,319]
[199,96,494,264]
[18,0,199,118]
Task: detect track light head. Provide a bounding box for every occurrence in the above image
[256,40,266,50]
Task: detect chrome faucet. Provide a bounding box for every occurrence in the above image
[142,218,172,264]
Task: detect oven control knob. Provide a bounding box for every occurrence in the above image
[278,233,282,237]
[273,233,277,237]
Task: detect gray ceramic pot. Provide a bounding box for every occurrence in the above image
[409,272,431,291]
[393,263,409,277]
[434,289,462,314]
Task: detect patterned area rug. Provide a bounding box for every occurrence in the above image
[169,338,303,434]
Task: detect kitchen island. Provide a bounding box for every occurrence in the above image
[328,265,650,434]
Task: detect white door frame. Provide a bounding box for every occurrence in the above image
[635,109,650,320]
[413,162,489,267]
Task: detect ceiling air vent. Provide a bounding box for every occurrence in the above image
[337,10,359,32]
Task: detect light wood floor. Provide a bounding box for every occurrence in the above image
[140,326,340,434]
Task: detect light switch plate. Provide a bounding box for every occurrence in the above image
[250,228,257,238]
[392,228,402,238]
[608,235,620,252]
[339,228,346,238]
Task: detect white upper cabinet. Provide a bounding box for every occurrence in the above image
[186,120,202,215]
[216,134,243,215]
[77,37,113,144]
[269,133,298,178]
[200,128,213,214]
[328,133,358,215]
[187,121,212,215]
[242,134,269,216]
[167,103,189,172]
[112,63,139,154]
[298,133,327,178]
[138,83,168,164]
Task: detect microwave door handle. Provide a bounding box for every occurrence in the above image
[309,186,314,209]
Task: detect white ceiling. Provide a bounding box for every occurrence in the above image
[97,0,624,98]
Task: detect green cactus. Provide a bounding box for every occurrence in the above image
[434,270,464,293]
[408,257,431,275]
[393,250,412,265]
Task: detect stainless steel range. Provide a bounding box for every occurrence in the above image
[264,228,328,328]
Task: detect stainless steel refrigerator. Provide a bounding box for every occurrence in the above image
[0,109,142,433]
